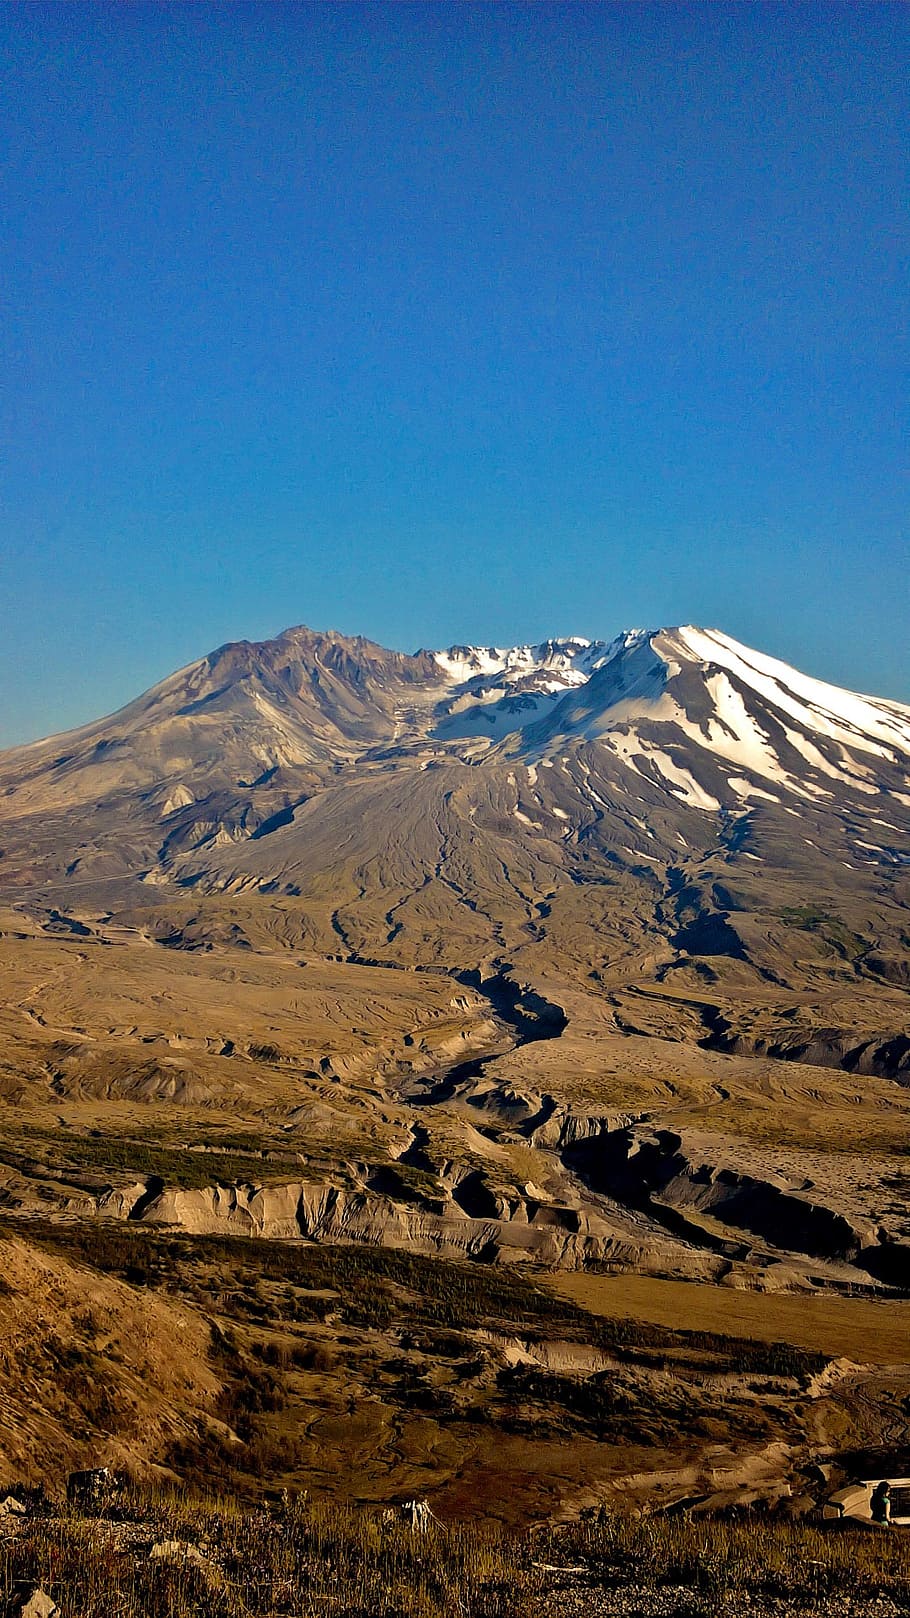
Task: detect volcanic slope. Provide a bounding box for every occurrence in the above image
[0,624,908,1294]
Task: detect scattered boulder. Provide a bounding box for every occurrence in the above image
[10,1591,58,1618]
[149,1539,209,1568]
[0,1495,26,1516]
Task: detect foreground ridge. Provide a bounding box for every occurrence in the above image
[2,1476,909,1616]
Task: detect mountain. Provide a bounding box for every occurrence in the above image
[1,621,909,1297]
[1,622,907,905]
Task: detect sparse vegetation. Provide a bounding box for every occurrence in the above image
[2,1486,910,1617]
[0,1486,534,1618]
[547,1510,910,1603]
[3,1220,829,1378]
[5,1223,829,1378]
[0,1126,304,1189]
[496,1366,678,1443]
[778,905,868,961]
[0,1217,843,1521]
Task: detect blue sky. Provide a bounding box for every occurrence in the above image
[1,2,906,744]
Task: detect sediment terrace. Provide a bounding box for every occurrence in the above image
[1,917,908,1297]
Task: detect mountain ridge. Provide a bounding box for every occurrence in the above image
[0,623,907,907]
[5,619,909,771]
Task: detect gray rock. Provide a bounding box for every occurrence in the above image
[149,1539,209,1568]
[14,1591,58,1618]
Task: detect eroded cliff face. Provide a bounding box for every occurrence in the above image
[562,1124,896,1273]
[101,1176,626,1268]
[83,1101,907,1293]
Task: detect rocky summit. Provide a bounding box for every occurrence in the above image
[0,623,909,1521]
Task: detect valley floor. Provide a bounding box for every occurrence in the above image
[0,914,908,1536]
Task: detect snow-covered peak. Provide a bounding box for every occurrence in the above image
[433,632,644,691]
[2,620,908,878]
[669,627,910,757]
[507,624,910,814]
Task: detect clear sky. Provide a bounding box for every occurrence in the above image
[1,2,906,745]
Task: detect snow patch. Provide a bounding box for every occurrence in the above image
[433,635,630,690]
[727,776,780,804]
[676,626,910,760]
[780,724,877,794]
[599,731,720,811]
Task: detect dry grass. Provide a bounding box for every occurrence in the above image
[2,1486,910,1617]
[547,1272,910,1365]
[547,1509,910,1601]
[0,1485,533,1618]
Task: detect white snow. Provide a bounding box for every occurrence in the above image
[727,776,780,804]
[779,724,877,794]
[429,624,909,815]
[702,672,784,778]
[433,635,622,689]
[645,750,720,811]
[598,731,720,811]
[676,626,910,760]
[434,647,512,683]
[434,689,560,741]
